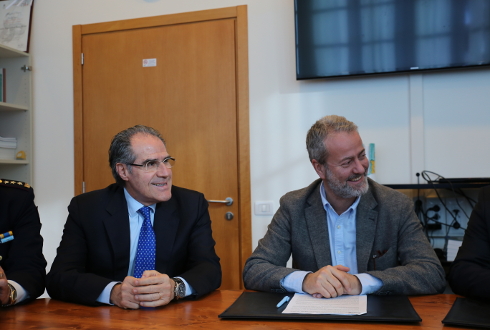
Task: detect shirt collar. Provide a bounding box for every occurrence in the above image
[123,188,156,217]
[319,181,361,215]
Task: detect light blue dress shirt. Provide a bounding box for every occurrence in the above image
[281,183,382,295]
[96,188,194,304]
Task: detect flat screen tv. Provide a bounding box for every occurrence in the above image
[295,0,490,80]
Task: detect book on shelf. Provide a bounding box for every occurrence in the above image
[0,135,16,159]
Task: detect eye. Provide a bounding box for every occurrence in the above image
[340,160,352,168]
[162,157,175,168]
[359,152,366,160]
[144,160,158,170]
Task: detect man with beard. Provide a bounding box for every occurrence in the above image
[243,115,445,298]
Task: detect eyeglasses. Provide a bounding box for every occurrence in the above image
[128,157,175,172]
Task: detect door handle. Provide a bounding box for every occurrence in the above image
[207,197,233,206]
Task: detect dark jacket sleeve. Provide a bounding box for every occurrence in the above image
[448,186,490,299]
[0,184,47,302]
[170,189,222,298]
[46,193,120,306]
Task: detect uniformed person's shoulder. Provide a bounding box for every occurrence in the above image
[0,179,34,202]
[0,178,33,191]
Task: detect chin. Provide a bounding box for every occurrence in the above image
[158,192,172,202]
[355,179,369,195]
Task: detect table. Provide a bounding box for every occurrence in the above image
[2,291,464,329]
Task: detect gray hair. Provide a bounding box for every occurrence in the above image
[306,115,358,164]
[109,125,166,186]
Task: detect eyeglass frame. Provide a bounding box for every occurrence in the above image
[127,156,176,172]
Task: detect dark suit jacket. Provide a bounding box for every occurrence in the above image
[0,179,46,302]
[448,185,490,300]
[46,184,221,306]
[243,178,445,295]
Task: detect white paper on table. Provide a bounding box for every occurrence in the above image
[282,293,367,315]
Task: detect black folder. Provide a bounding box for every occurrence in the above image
[442,297,490,328]
[219,292,421,323]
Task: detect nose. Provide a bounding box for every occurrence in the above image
[353,157,368,174]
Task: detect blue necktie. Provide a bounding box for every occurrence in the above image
[133,206,156,278]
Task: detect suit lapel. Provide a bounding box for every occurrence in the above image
[103,188,131,279]
[304,182,332,269]
[153,197,179,274]
[356,185,378,273]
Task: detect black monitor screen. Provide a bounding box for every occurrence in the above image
[295,0,490,79]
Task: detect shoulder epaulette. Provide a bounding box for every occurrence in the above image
[0,179,32,190]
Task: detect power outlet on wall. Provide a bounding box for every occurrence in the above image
[254,201,274,216]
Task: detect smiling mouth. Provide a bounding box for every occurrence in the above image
[152,182,167,187]
[348,175,364,182]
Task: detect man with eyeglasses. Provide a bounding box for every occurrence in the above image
[243,115,445,298]
[47,125,221,308]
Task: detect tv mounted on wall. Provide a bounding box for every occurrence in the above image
[295,0,490,80]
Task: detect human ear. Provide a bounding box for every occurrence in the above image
[311,159,327,180]
[116,163,130,182]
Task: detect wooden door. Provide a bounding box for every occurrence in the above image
[73,7,250,290]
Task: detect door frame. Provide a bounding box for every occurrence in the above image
[72,5,251,287]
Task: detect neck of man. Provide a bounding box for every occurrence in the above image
[323,182,356,215]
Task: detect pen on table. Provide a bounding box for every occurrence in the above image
[276,296,290,308]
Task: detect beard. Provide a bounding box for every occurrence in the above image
[325,167,369,199]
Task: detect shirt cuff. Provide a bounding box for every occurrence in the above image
[354,273,383,295]
[97,281,120,305]
[280,271,312,293]
[175,277,195,297]
[8,280,27,304]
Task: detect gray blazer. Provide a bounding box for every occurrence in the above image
[243,178,445,295]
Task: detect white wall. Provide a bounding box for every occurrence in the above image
[29,0,490,273]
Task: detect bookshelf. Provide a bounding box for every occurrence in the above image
[0,44,32,184]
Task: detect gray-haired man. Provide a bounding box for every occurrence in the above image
[244,115,445,298]
[47,125,221,308]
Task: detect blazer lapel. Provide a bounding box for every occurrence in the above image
[153,197,179,274]
[304,182,332,269]
[103,188,131,279]
[356,185,378,273]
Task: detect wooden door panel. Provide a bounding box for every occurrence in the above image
[82,18,240,289]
